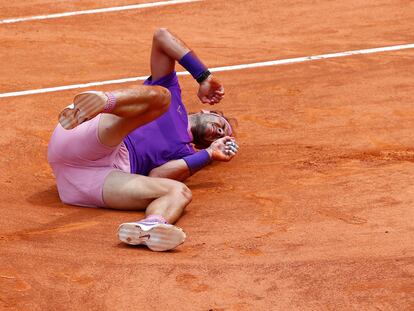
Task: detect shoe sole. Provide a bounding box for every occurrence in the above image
[118,223,186,252]
[58,91,106,130]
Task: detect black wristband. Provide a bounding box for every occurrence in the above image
[196,70,211,84]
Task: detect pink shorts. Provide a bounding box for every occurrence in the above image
[47,115,130,207]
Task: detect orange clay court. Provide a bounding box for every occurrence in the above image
[0,0,413,310]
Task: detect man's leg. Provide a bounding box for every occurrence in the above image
[103,171,191,222]
[103,171,192,251]
[59,85,171,146]
[59,28,190,144]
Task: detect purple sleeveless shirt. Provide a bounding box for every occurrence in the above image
[123,71,195,176]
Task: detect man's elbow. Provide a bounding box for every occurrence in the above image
[153,28,170,44]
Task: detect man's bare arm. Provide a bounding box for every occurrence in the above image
[151,28,224,104]
[148,137,239,181]
[148,159,191,181]
[150,28,190,81]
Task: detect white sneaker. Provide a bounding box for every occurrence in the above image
[118,221,186,252]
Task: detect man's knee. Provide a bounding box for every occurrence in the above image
[181,184,192,204]
[150,86,170,115]
[158,86,171,112]
[153,28,170,44]
[171,182,192,206]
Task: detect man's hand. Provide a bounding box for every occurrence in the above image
[197,75,225,105]
[206,136,239,162]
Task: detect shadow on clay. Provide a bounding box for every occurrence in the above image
[114,242,184,254]
[187,181,225,190]
[25,185,62,208]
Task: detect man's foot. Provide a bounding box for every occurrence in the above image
[118,220,186,252]
[58,91,108,129]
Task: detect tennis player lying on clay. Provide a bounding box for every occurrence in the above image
[47,28,238,252]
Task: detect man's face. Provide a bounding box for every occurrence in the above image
[199,111,232,144]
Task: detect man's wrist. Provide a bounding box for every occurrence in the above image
[205,147,213,159]
[183,149,212,175]
[196,70,211,84]
[179,51,209,82]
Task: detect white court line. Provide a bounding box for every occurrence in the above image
[0,0,201,24]
[1,43,413,98]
